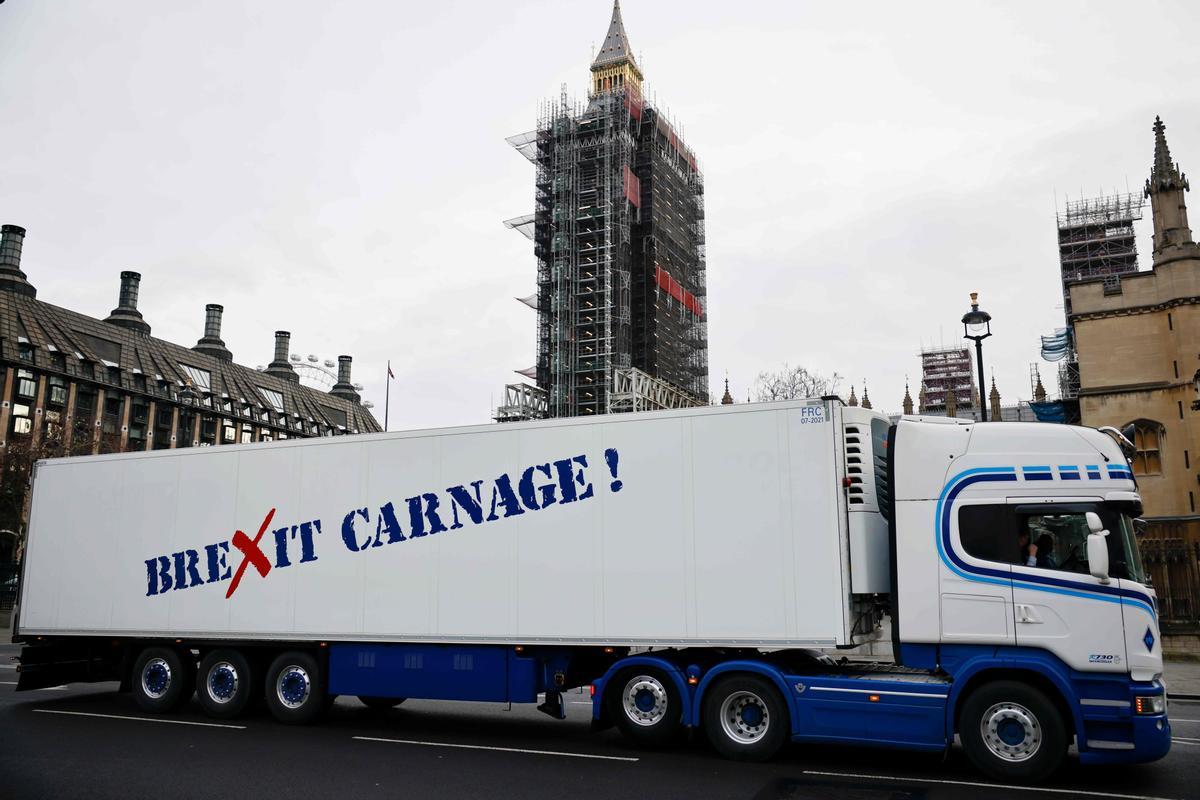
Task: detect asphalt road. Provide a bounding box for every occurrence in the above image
[1,644,1196,800]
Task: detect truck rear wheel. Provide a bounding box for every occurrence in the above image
[702,675,788,761]
[132,646,193,713]
[358,695,406,710]
[959,680,1067,783]
[609,667,682,747]
[197,649,255,719]
[265,651,325,724]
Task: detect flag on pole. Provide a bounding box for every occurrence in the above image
[384,361,393,432]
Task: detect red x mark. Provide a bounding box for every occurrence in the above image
[226,508,276,599]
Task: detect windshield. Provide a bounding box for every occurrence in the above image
[1113,512,1147,585]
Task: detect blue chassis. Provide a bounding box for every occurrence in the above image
[326,641,1170,765]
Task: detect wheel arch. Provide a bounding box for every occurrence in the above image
[949,663,1079,743]
[595,655,692,726]
[691,661,798,736]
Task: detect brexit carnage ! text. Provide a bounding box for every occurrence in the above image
[144,449,623,597]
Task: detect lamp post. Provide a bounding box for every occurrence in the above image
[962,292,993,422]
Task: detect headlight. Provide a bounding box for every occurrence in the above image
[1134,695,1165,715]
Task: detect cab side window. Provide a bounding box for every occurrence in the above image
[957,504,1017,563]
[1017,512,1093,577]
[959,504,1133,579]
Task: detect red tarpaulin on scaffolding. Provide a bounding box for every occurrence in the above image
[655,264,703,318]
[623,165,641,207]
[624,86,644,122]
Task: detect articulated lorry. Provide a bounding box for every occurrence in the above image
[12,399,1170,781]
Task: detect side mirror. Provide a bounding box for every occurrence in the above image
[1086,512,1110,584]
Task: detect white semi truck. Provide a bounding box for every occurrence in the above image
[12,399,1171,781]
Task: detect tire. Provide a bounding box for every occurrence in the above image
[131,646,192,713]
[265,651,325,725]
[702,675,789,762]
[358,695,406,710]
[959,680,1068,783]
[608,667,683,747]
[196,649,255,719]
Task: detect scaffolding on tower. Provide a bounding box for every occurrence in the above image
[1036,192,1145,422]
[502,81,708,419]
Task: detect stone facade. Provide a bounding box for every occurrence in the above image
[1069,118,1200,630]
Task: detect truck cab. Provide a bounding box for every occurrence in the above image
[889,415,1169,772]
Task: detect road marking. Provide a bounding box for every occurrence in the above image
[1172,737,1200,746]
[33,709,245,729]
[569,701,593,705]
[0,681,66,690]
[353,736,638,762]
[801,770,1179,800]
[0,664,16,670]
[1169,718,1200,723]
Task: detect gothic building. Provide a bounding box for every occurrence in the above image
[1068,117,1200,628]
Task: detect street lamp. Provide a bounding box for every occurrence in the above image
[962,292,993,422]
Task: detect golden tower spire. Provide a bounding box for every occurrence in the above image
[590,1,643,96]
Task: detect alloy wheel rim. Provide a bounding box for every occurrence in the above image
[622,675,668,727]
[141,658,172,699]
[276,666,311,709]
[207,661,239,704]
[980,701,1042,762]
[719,690,770,744]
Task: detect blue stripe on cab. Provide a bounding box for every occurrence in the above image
[936,468,1157,620]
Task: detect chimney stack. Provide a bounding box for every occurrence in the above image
[264,330,299,383]
[104,270,151,334]
[192,303,232,361]
[330,354,361,402]
[0,224,36,297]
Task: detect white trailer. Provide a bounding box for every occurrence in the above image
[18,398,881,648]
[13,400,1171,782]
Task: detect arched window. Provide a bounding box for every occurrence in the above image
[1126,419,1164,475]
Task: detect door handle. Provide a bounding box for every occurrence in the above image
[1016,604,1043,624]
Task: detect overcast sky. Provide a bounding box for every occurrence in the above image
[2,1,1197,426]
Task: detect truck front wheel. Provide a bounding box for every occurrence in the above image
[265,651,325,724]
[197,649,255,719]
[959,680,1067,783]
[702,675,788,761]
[609,667,682,747]
[132,646,193,713]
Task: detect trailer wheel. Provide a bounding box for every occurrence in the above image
[702,675,788,762]
[265,651,325,725]
[358,696,406,710]
[609,668,682,747]
[132,646,193,713]
[197,649,255,719]
[959,680,1067,783]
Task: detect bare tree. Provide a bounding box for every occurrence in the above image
[753,363,843,402]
